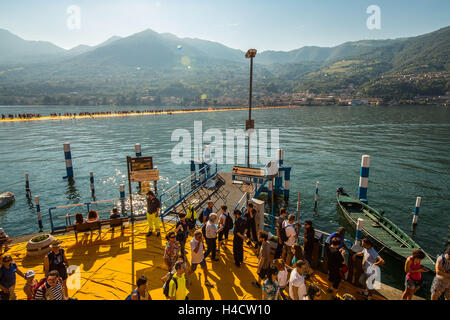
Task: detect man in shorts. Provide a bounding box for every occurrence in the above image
[187,230,213,288]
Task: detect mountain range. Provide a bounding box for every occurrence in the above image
[0,25,448,104]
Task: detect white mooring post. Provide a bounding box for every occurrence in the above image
[351,218,364,252]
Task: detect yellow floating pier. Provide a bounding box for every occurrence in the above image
[5,220,388,300]
[0,105,300,123]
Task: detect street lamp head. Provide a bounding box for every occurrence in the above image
[245,49,257,59]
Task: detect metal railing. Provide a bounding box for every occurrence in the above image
[49,198,126,232]
[48,162,219,233]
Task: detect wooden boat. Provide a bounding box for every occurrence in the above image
[336,189,435,272]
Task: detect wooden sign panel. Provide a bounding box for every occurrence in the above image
[232,166,265,177]
[130,156,153,171]
[130,169,159,182]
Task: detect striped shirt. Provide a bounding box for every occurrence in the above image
[35,279,64,300]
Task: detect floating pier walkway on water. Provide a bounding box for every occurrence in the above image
[0,105,301,123]
[6,168,422,300]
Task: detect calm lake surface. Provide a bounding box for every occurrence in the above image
[0,104,449,295]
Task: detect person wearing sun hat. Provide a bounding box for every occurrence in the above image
[44,239,69,298]
[23,270,38,300]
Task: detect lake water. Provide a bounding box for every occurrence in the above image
[0,104,449,296]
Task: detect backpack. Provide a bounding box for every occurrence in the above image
[279,225,289,243]
[32,278,47,299]
[224,212,234,230]
[162,272,178,299]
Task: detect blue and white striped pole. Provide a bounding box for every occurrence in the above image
[35,195,43,232]
[135,143,142,157]
[358,155,370,204]
[135,143,142,190]
[412,196,421,228]
[63,142,74,180]
[284,167,291,201]
[120,184,126,216]
[314,181,319,209]
[89,172,95,198]
[351,218,364,252]
[25,173,31,199]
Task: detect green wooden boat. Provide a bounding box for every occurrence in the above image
[336,189,435,272]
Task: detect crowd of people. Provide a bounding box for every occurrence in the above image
[0,106,253,121]
[0,193,449,300]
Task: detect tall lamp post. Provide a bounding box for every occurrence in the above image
[245,49,257,168]
[245,49,257,210]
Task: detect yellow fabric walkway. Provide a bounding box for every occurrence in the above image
[7,221,384,300]
[0,105,300,123]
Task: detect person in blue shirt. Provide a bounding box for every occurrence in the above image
[202,200,214,224]
[328,227,349,252]
[0,254,25,300]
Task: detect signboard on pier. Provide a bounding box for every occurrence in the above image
[130,156,153,171]
[232,166,265,177]
[129,169,159,182]
[232,166,265,184]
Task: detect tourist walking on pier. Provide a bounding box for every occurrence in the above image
[289,260,308,300]
[327,238,346,298]
[201,200,214,224]
[126,275,152,300]
[44,240,69,298]
[430,247,450,300]
[204,213,219,262]
[34,270,66,300]
[281,214,298,266]
[353,238,384,299]
[168,261,189,300]
[23,270,38,300]
[262,267,280,300]
[275,208,288,259]
[146,191,161,237]
[233,209,248,268]
[328,227,349,252]
[164,232,181,271]
[402,249,427,300]
[188,230,213,288]
[273,259,291,300]
[186,205,198,233]
[218,206,232,250]
[0,254,25,300]
[253,230,273,289]
[245,203,258,248]
[175,214,189,258]
[303,220,315,264]
[291,244,304,266]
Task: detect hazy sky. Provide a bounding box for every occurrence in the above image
[0,0,449,51]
